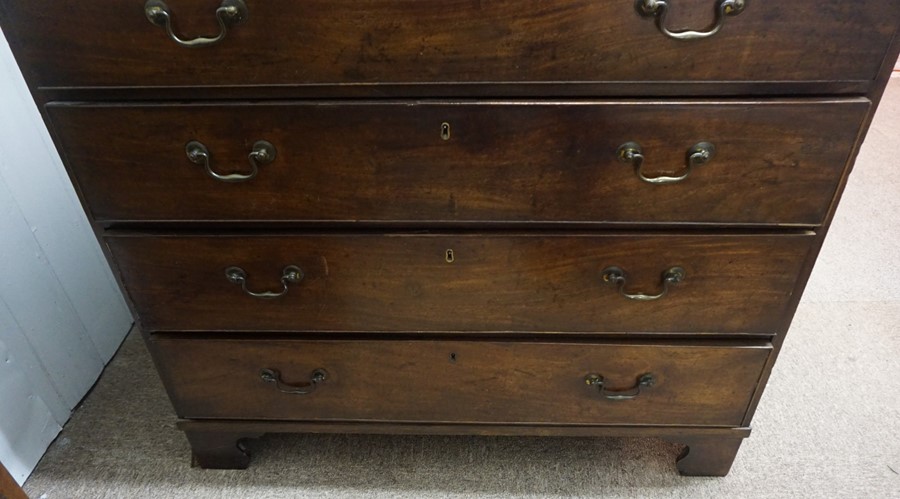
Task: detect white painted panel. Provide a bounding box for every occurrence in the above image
[0,27,134,484]
[0,297,69,425]
[0,305,62,486]
[0,30,132,362]
[0,175,104,408]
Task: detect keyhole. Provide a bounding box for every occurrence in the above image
[449,352,457,362]
[445,249,455,263]
[441,122,451,141]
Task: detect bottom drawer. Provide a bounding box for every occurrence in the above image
[152,338,770,426]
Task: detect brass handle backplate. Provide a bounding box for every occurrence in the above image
[617,142,715,185]
[636,0,746,40]
[601,266,685,301]
[186,140,276,183]
[585,373,655,400]
[145,0,248,48]
[260,368,327,395]
[225,265,303,299]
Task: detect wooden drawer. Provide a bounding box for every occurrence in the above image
[2,1,896,91]
[151,336,771,426]
[49,100,868,226]
[107,233,813,334]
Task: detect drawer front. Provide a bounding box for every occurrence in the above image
[49,100,868,226]
[3,1,895,89]
[152,337,771,426]
[107,233,813,334]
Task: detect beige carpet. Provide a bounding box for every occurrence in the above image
[24,79,900,498]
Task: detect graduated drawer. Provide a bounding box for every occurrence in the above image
[49,100,868,226]
[151,336,771,426]
[1,0,896,91]
[107,233,813,334]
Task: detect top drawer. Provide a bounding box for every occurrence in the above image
[1,0,896,93]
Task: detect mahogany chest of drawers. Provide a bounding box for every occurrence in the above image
[3,0,898,476]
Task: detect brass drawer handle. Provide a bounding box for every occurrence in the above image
[260,368,327,395]
[636,0,746,40]
[145,0,248,48]
[186,140,276,183]
[601,266,685,301]
[617,142,715,185]
[225,265,303,299]
[585,373,655,400]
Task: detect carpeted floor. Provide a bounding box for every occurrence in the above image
[24,79,900,498]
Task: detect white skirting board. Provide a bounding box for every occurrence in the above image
[0,29,133,485]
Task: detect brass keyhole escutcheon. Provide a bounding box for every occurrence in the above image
[441,122,451,140]
[445,249,455,263]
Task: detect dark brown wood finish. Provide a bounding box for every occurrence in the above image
[0,461,27,499]
[2,0,897,479]
[107,233,813,334]
[176,419,752,472]
[183,430,263,469]
[176,420,753,439]
[152,337,770,424]
[739,32,900,427]
[0,1,896,91]
[48,100,868,226]
[661,434,745,476]
[31,81,880,102]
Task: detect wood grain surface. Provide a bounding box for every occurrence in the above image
[1,0,895,89]
[107,232,814,334]
[152,336,771,426]
[48,99,868,226]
